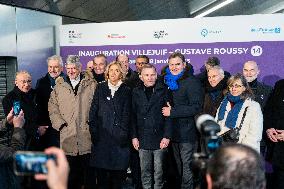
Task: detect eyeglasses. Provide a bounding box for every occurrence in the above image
[19,80,32,84]
[229,84,243,89]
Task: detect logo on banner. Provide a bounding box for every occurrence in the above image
[68,30,82,43]
[201,28,221,37]
[250,45,263,57]
[107,34,126,39]
[250,27,281,34]
[153,30,168,39]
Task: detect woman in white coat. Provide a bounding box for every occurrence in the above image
[215,73,263,152]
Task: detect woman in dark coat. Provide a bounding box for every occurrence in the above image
[89,61,131,189]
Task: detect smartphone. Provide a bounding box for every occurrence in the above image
[13,101,21,116]
[14,151,56,176]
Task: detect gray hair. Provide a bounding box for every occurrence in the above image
[47,55,63,67]
[208,66,225,77]
[66,55,81,68]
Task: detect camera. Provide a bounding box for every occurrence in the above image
[193,114,221,189]
[14,151,56,175]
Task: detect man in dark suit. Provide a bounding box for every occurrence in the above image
[35,55,65,149]
[265,79,284,188]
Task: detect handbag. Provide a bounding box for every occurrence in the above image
[220,107,248,143]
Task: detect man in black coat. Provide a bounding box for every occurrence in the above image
[93,54,107,82]
[162,52,204,189]
[196,56,230,87]
[243,61,272,110]
[35,55,65,149]
[0,109,26,189]
[131,64,172,189]
[2,71,38,150]
[265,79,284,188]
[242,60,272,156]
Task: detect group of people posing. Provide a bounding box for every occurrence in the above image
[1,51,283,189]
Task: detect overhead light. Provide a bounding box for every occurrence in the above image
[194,0,236,18]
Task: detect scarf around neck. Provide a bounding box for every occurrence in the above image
[164,67,184,91]
[217,93,244,128]
[108,80,122,97]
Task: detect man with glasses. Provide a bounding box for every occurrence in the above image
[2,71,38,150]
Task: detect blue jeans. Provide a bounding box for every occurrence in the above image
[172,142,195,189]
[139,148,167,189]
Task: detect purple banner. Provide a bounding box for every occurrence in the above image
[60,41,284,86]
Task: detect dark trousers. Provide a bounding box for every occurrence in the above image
[172,142,195,189]
[130,149,142,189]
[272,166,284,189]
[67,154,92,189]
[96,168,126,189]
[139,148,167,189]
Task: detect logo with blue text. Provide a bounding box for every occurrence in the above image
[201,28,221,37]
[153,30,168,39]
[250,27,281,34]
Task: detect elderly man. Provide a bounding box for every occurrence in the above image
[203,66,229,117]
[243,60,272,109]
[2,71,38,150]
[206,144,266,189]
[93,54,107,82]
[116,54,136,89]
[49,55,97,189]
[197,56,230,87]
[35,55,65,149]
[243,60,272,156]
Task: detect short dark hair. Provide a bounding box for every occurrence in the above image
[136,55,149,64]
[94,54,107,64]
[168,52,185,63]
[206,57,220,66]
[207,144,266,189]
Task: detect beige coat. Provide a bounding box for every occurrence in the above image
[215,98,263,152]
[48,70,97,156]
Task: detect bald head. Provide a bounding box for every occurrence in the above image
[15,71,32,93]
[116,54,129,72]
[243,61,260,82]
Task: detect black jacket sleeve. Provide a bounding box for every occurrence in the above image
[0,128,26,163]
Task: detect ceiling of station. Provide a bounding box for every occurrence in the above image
[0,0,284,24]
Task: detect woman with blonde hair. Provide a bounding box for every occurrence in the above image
[215,73,263,152]
[89,61,131,188]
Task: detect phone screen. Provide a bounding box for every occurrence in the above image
[14,151,56,175]
[13,101,21,116]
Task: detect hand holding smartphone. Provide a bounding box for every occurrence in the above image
[14,151,56,175]
[13,101,21,116]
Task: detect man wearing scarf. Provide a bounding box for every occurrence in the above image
[35,55,66,149]
[2,71,38,150]
[203,66,230,117]
[49,55,96,189]
[162,52,204,189]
